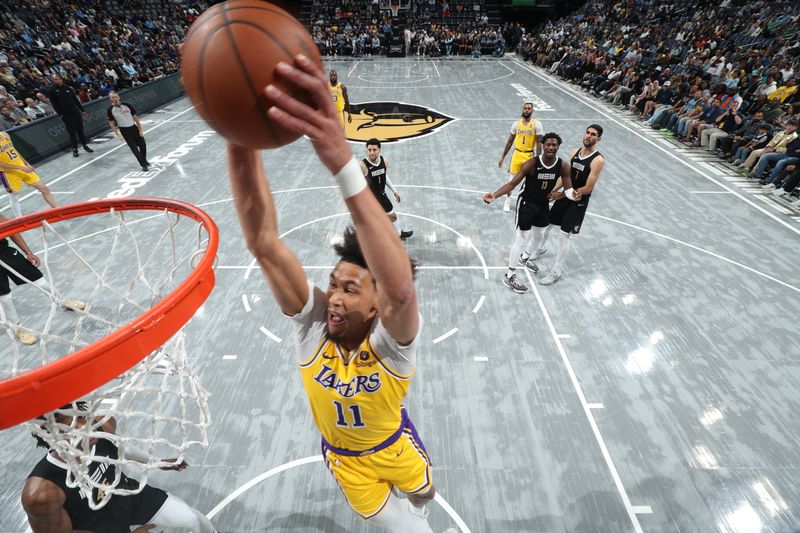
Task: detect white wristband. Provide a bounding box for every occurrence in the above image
[334,157,367,199]
[564,188,576,201]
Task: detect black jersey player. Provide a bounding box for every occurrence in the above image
[22,402,219,533]
[484,132,572,293]
[537,124,605,285]
[360,138,413,240]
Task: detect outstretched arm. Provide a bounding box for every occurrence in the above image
[484,157,535,202]
[264,55,418,344]
[227,145,309,316]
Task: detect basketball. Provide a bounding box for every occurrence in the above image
[180,0,323,149]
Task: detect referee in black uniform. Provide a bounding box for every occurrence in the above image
[107,91,149,171]
[48,74,93,158]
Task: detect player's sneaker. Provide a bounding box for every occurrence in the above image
[773,188,787,197]
[532,247,548,260]
[502,274,528,293]
[62,300,86,311]
[539,271,562,285]
[517,256,539,272]
[503,196,511,212]
[400,230,414,240]
[15,328,37,345]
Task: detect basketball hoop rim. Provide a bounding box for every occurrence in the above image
[0,198,219,430]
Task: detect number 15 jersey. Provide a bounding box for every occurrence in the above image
[291,281,422,452]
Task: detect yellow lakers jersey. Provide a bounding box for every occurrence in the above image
[0,133,23,168]
[299,332,413,451]
[330,82,345,112]
[513,118,537,152]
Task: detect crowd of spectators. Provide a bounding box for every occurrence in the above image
[0,0,205,130]
[310,0,507,58]
[518,0,800,201]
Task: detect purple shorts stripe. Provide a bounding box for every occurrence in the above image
[401,413,430,463]
[0,172,11,194]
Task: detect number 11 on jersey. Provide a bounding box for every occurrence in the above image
[334,401,365,428]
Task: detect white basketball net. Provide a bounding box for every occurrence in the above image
[0,206,212,510]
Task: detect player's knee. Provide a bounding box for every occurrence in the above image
[388,212,397,222]
[408,485,435,506]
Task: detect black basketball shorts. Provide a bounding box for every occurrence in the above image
[515,199,550,230]
[548,196,590,234]
[0,245,44,296]
[376,192,394,213]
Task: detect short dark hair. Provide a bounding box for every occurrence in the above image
[31,401,87,449]
[587,124,603,137]
[366,138,381,149]
[541,132,563,145]
[787,119,799,127]
[333,226,417,280]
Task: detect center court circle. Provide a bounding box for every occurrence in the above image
[205,455,472,532]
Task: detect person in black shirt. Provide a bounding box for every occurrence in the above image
[0,213,85,346]
[483,132,572,293]
[22,402,220,533]
[107,91,149,171]
[359,138,413,240]
[537,125,606,286]
[47,74,93,158]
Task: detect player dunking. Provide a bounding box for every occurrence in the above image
[498,102,543,211]
[0,132,58,217]
[361,138,413,240]
[329,69,352,130]
[484,133,571,292]
[22,403,218,533]
[0,213,84,346]
[537,124,606,286]
[230,54,451,532]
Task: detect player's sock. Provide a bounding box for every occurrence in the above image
[551,230,571,275]
[0,293,20,324]
[535,224,555,257]
[8,193,22,218]
[33,278,52,292]
[392,219,401,235]
[523,226,547,259]
[507,229,529,272]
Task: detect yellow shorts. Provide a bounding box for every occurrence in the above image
[323,429,432,519]
[338,109,346,130]
[0,169,40,193]
[509,150,534,175]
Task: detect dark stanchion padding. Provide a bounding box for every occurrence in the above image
[7,74,184,164]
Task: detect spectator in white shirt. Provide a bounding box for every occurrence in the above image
[23,98,47,120]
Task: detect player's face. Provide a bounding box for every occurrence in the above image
[329,71,338,85]
[326,261,378,342]
[521,104,533,119]
[367,144,380,162]
[583,128,601,147]
[542,138,560,157]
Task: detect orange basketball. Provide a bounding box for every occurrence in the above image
[180,0,323,149]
